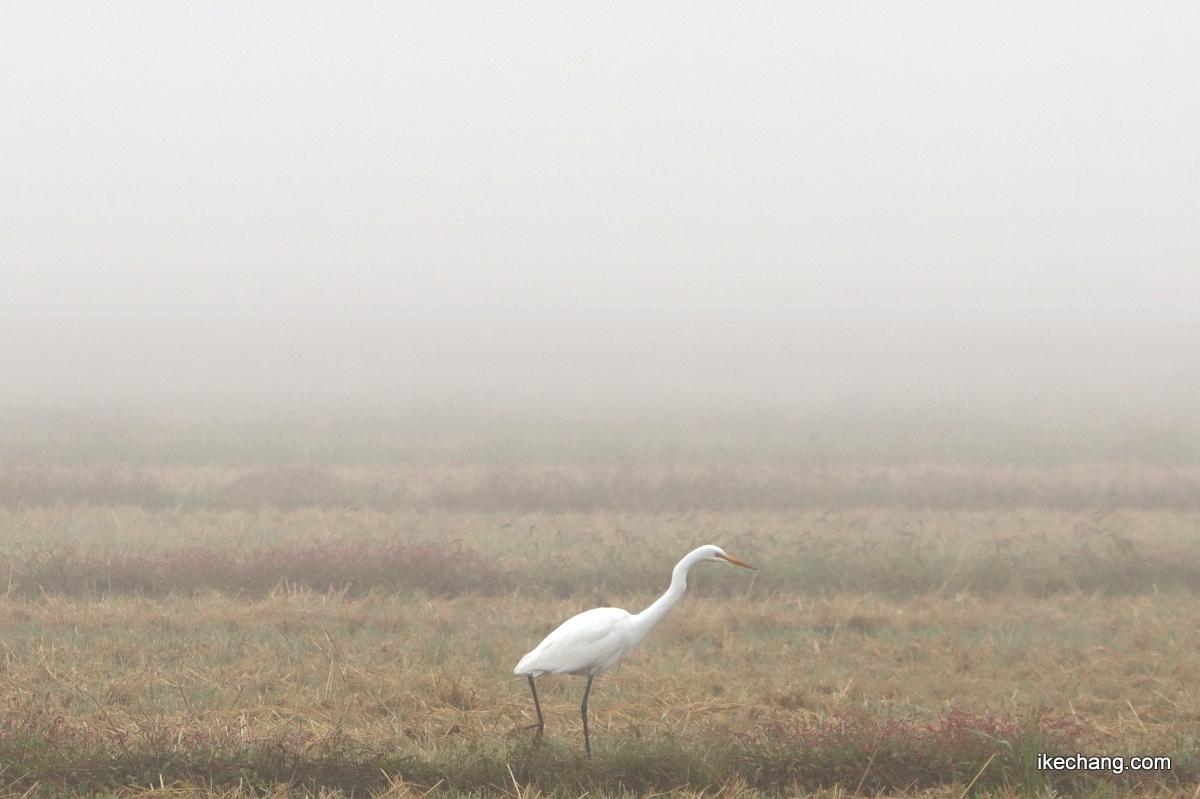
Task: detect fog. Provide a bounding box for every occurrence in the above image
[1,316,1198,414]
[2,4,1198,428]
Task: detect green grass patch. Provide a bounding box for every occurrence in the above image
[1,697,1182,796]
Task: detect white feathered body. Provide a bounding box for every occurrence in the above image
[514,545,750,681]
[514,607,645,677]
[513,545,754,753]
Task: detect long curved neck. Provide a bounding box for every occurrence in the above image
[628,550,705,645]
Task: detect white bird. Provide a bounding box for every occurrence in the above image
[513,544,755,753]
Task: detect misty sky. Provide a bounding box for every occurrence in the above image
[3,2,1198,319]
[2,3,1199,412]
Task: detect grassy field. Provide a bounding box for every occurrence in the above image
[1,504,1199,797]
[2,411,1200,797]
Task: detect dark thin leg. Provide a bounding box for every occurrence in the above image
[524,675,544,739]
[581,674,595,756]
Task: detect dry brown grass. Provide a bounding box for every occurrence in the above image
[0,588,1194,750]
[1,460,1200,795]
[4,504,1200,601]
[0,571,1198,795]
[4,461,1200,512]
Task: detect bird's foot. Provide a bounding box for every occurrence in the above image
[519,722,545,739]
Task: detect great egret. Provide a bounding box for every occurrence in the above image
[513,544,755,754]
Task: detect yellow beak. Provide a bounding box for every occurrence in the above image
[717,553,756,570]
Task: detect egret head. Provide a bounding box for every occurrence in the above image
[704,545,756,570]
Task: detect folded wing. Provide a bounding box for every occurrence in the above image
[514,607,634,677]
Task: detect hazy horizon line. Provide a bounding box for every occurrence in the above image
[3,301,1199,323]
